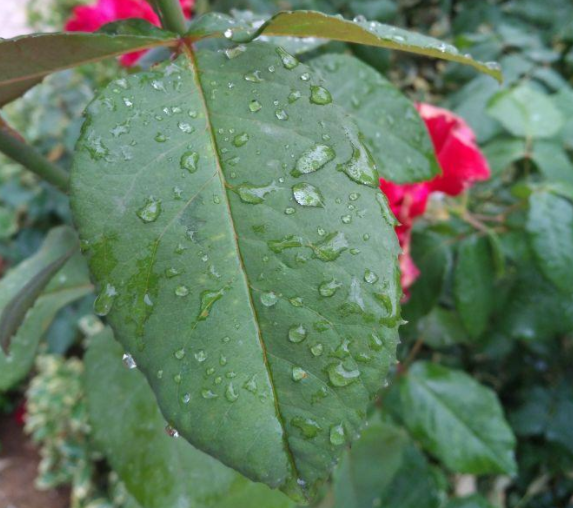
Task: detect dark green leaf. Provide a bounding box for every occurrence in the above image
[0,20,177,106]
[526,191,573,292]
[187,11,502,81]
[399,361,517,475]
[444,494,495,508]
[532,141,573,185]
[487,85,563,139]
[454,236,495,338]
[332,419,441,508]
[71,43,401,499]
[84,328,295,508]
[310,53,440,183]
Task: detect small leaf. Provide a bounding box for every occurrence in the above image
[0,229,92,391]
[187,11,501,81]
[85,328,295,508]
[0,20,177,106]
[526,191,573,292]
[398,361,517,475]
[487,85,563,139]
[310,54,440,183]
[454,236,495,338]
[332,419,441,508]
[0,227,78,354]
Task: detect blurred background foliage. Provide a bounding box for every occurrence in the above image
[1,0,573,507]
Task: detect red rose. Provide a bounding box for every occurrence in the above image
[65,0,194,66]
[380,103,491,295]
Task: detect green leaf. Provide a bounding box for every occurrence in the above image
[454,236,495,338]
[84,328,295,508]
[0,228,92,391]
[0,20,177,106]
[187,11,502,81]
[532,141,573,185]
[70,43,401,499]
[309,53,440,183]
[404,230,452,322]
[482,137,526,176]
[332,419,441,508]
[487,85,563,139]
[417,307,469,349]
[444,495,495,508]
[526,191,573,292]
[399,361,517,475]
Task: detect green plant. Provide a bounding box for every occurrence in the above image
[1,1,572,507]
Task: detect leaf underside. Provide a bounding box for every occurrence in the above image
[71,42,401,498]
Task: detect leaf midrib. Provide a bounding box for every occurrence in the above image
[182,44,300,483]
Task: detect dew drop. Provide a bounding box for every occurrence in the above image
[94,283,117,316]
[175,285,189,297]
[122,353,136,369]
[310,343,324,356]
[198,288,225,321]
[136,197,162,223]
[292,366,308,382]
[244,70,264,83]
[327,362,360,387]
[225,45,246,59]
[276,46,299,69]
[233,132,249,147]
[337,130,379,187]
[202,389,218,399]
[310,85,333,105]
[180,151,199,173]
[260,291,278,307]
[178,121,194,134]
[364,269,379,284]
[329,424,346,445]
[165,425,180,438]
[319,279,342,297]
[288,325,307,343]
[292,182,324,207]
[249,100,262,112]
[275,109,288,121]
[195,350,207,362]
[244,375,258,393]
[292,144,336,177]
[181,393,191,404]
[236,181,278,204]
[291,416,322,439]
[288,90,302,103]
[311,232,349,262]
[224,28,233,39]
[225,382,239,402]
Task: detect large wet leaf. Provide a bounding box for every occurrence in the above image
[85,328,295,508]
[71,42,401,499]
[186,11,502,81]
[0,20,177,107]
[398,361,517,475]
[0,228,92,391]
[310,54,440,184]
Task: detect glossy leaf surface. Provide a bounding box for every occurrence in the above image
[71,42,401,498]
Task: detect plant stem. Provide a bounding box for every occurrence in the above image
[154,0,187,35]
[0,128,69,193]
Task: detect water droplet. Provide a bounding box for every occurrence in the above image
[284,207,296,215]
[364,269,379,284]
[195,350,207,362]
[369,333,384,351]
[332,339,351,359]
[202,389,218,399]
[288,90,302,103]
[276,47,299,69]
[311,232,349,262]
[319,279,341,297]
[310,343,324,356]
[94,283,117,316]
[122,353,136,369]
[288,325,307,343]
[136,197,162,223]
[165,425,180,438]
[245,70,264,83]
[268,235,303,253]
[225,44,246,59]
[155,132,168,143]
[300,72,310,81]
[166,267,181,278]
[157,370,163,379]
[485,61,501,72]
[219,354,227,366]
[175,285,189,297]
[233,132,249,147]
[198,288,225,321]
[260,291,278,307]
[178,121,194,134]
[249,100,262,112]
[85,135,109,160]
[310,85,333,105]
[337,129,379,187]
[289,296,303,307]
[224,28,233,39]
[236,181,278,204]
[291,416,322,438]
[293,182,324,207]
[174,348,185,360]
[292,144,336,177]
[327,362,360,387]
[329,424,345,445]
[174,374,182,384]
[180,151,199,173]
[225,382,239,402]
[292,366,308,381]
[275,109,288,121]
[353,14,367,23]
[341,214,352,224]
[181,393,191,404]
[244,375,258,393]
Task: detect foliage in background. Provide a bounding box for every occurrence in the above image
[0,0,572,507]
